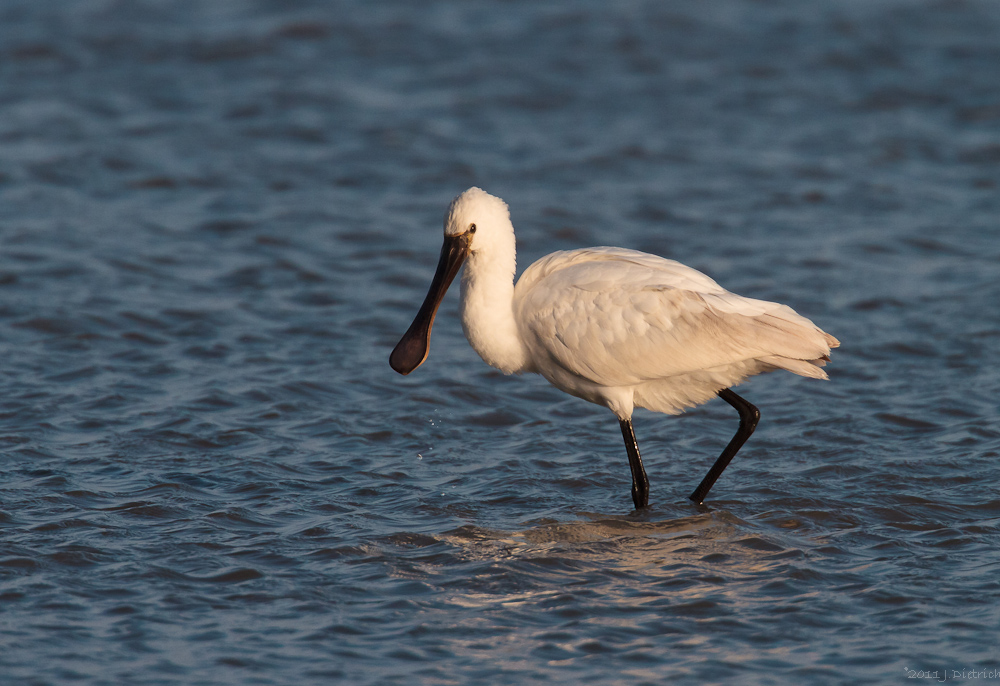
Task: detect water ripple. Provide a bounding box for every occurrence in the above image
[1,0,999,684]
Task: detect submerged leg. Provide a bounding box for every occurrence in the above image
[689,389,760,505]
[619,418,650,509]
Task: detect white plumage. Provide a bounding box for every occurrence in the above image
[515,246,836,417]
[390,187,839,508]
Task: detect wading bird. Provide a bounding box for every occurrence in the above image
[390,188,838,508]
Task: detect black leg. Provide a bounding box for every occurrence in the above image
[619,418,650,509]
[688,389,760,505]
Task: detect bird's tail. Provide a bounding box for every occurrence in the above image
[759,355,831,380]
[758,331,839,380]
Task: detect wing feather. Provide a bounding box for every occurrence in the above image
[514,248,836,387]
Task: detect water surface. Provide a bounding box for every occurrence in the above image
[1,1,999,684]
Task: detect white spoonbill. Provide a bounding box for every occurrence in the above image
[390,187,839,508]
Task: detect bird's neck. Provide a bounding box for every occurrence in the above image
[459,241,530,375]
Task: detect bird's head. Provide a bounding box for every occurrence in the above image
[443,186,511,257]
[389,187,511,375]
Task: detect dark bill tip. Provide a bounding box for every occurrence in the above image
[389,322,430,375]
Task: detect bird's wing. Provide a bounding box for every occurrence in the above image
[517,247,729,296]
[515,248,836,386]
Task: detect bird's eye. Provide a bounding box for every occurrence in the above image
[469,224,477,234]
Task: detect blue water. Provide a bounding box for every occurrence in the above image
[1,0,999,684]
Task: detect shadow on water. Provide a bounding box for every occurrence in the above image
[424,507,804,570]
